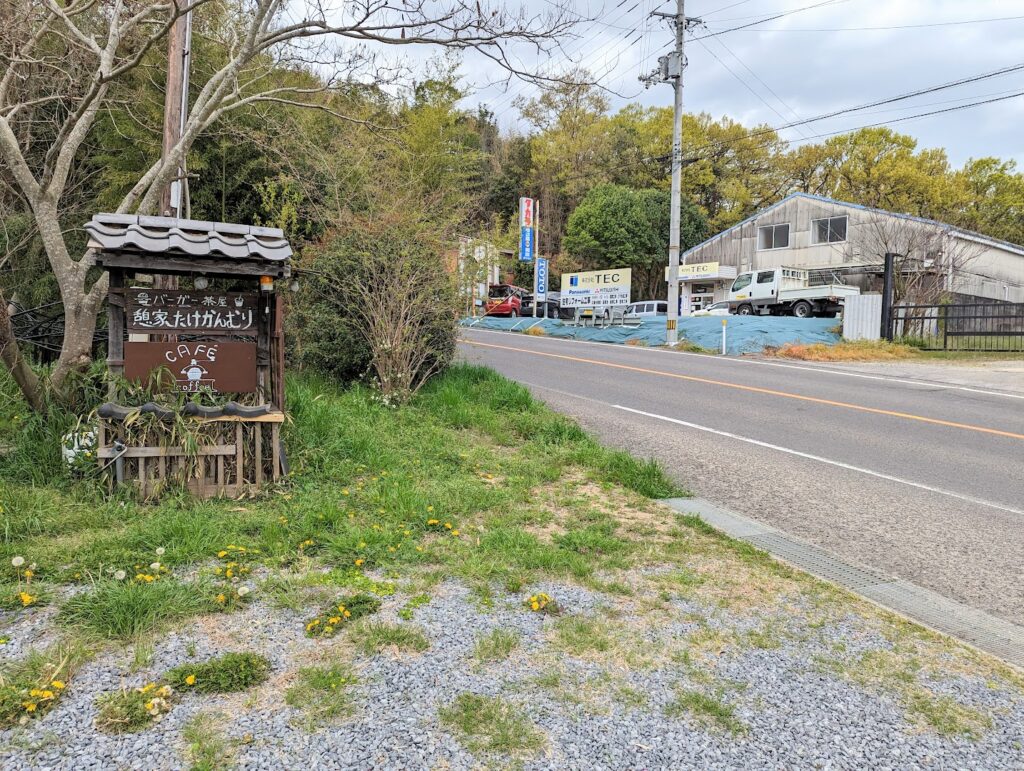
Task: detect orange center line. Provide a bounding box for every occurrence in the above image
[462,338,1024,442]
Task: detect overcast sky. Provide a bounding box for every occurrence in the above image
[454,0,1024,167]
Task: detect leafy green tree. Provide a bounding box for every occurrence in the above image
[563,184,706,299]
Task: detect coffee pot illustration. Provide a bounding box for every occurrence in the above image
[181,358,209,383]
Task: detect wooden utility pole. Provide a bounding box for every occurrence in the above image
[160,8,191,220]
[156,6,193,291]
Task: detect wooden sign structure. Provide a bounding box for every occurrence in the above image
[85,213,292,498]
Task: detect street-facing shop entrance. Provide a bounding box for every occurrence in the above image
[666,262,738,315]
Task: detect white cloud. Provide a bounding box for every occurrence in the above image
[451,0,1024,165]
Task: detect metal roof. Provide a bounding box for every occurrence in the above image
[683,192,1024,261]
[85,213,292,262]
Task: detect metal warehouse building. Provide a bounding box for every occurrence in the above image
[673,193,1024,313]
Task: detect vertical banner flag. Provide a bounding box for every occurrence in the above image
[519,197,534,262]
[535,257,548,300]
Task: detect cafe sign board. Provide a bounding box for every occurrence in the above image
[124,341,257,393]
[127,290,257,334]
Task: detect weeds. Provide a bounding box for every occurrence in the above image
[351,622,430,655]
[439,693,544,756]
[285,663,359,729]
[767,340,919,361]
[166,652,271,694]
[664,688,745,734]
[473,629,521,663]
[94,683,173,733]
[183,711,234,771]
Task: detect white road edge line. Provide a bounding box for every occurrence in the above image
[612,404,1024,518]
[461,327,1024,401]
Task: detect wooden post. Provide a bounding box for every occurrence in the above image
[235,423,244,495]
[107,270,125,397]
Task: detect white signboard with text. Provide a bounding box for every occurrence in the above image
[559,268,632,309]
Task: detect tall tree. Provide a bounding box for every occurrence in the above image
[563,184,706,300]
[0,0,575,410]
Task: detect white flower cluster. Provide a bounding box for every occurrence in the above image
[61,427,98,473]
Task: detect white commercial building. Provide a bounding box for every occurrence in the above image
[673,193,1024,313]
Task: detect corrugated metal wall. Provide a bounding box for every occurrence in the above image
[842,294,882,340]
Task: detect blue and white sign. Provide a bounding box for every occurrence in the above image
[535,257,548,299]
[519,226,534,262]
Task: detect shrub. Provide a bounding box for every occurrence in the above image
[95,683,173,733]
[165,652,271,694]
[293,210,458,401]
[304,593,382,638]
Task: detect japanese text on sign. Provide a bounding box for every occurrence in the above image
[559,268,631,309]
[127,290,256,333]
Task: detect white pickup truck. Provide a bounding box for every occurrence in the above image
[727,267,859,318]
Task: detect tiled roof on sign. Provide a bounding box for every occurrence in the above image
[85,213,292,262]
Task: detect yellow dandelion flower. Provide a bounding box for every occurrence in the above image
[342,489,350,496]
[354,559,364,566]
[216,593,226,604]
[531,601,540,611]
[328,616,341,625]
[51,681,65,690]
[23,702,36,712]
[217,550,228,558]
[444,522,452,529]
[18,592,34,606]
[427,519,439,526]
[451,530,460,537]
[343,610,351,618]
[23,569,33,580]
[185,675,196,686]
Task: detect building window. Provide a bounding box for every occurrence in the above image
[811,215,848,244]
[757,223,790,250]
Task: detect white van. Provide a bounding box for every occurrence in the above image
[624,300,667,318]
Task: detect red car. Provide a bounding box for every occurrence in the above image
[485,284,527,317]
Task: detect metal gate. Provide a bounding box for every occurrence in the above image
[891,303,1024,352]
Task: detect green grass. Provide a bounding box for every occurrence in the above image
[183,711,234,771]
[553,615,613,656]
[351,621,430,655]
[473,628,521,663]
[166,652,271,694]
[439,693,545,756]
[664,688,745,734]
[285,662,359,729]
[59,579,217,640]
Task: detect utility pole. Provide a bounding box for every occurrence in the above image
[156,6,193,291]
[159,8,193,220]
[641,0,700,346]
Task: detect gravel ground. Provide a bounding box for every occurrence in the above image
[1,573,1022,770]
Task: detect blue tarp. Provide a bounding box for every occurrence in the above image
[460,315,840,355]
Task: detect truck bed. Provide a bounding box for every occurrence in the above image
[778,284,860,301]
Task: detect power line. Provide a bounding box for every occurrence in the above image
[703,14,1024,32]
[691,0,851,40]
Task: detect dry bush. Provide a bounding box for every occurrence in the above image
[769,341,920,362]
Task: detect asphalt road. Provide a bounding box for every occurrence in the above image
[458,328,1024,626]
